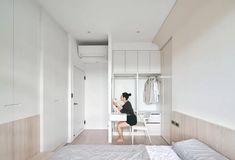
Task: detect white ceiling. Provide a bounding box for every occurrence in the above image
[36,0,176,43]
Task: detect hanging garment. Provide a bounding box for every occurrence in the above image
[144,77,160,104]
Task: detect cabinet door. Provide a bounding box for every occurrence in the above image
[13,0,41,119]
[112,51,125,73]
[0,0,14,124]
[138,51,149,73]
[125,51,137,73]
[150,51,161,73]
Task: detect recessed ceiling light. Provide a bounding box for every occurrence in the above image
[136,31,140,34]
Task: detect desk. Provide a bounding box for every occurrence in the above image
[108,113,127,143]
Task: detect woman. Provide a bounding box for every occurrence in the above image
[113,92,137,143]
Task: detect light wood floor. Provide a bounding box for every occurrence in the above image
[72,129,168,145]
[31,129,168,160]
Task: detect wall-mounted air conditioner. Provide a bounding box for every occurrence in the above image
[78,45,108,63]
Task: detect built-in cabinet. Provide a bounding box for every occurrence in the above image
[113,51,125,73]
[0,0,40,159]
[113,50,160,74]
[110,48,162,139]
[0,0,40,124]
[160,39,172,144]
[125,51,138,73]
[41,11,69,152]
[0,0,14,123]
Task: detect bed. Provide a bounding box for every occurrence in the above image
[50,139,229,160]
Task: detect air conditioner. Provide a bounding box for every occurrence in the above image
[78,45,108,63]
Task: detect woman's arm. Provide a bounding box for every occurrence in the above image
[112,101,121,112]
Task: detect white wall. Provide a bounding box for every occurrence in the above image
[154,0,235,129]
[84,63,108,129]
[41,10,68,151]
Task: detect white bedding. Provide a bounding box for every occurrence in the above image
[50,144,181,160]
[146,146,181,160]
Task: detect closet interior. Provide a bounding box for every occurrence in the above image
[109,48,165,142]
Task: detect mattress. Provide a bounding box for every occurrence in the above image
[50,144,181,160]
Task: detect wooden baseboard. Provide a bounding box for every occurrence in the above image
[0,115,40,160]
[171,111,235,160]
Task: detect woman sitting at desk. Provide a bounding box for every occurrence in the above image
[113,92,137,143]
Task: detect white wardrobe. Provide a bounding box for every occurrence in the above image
[0,0,40,125]
[0,0,41,159]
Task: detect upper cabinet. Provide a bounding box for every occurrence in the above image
[112,50,160,74]
[126,51,138,73]
[113,50,125,73]
[138,51,150,73]
[150,51,161,73]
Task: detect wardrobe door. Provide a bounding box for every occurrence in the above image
[13,0,41,120]
[0,1,14,160]
[0,0,14,124]
[125,51,137,73]
[150,51,161,73]
[160,39,172,144]
[138,51,150,73]
[113,51,125,73]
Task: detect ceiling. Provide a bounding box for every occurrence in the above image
[36,0,176,43]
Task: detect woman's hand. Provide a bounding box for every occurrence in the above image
[112,101,117,106]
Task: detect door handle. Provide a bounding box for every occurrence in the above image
[74,103,78,105]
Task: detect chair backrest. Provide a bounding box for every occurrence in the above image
[137,112,151,126]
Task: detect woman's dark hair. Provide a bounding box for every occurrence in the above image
[122,92,131,100]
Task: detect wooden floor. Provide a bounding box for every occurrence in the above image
[72,129,168,145]
[31,129,168,160]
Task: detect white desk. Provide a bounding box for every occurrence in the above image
[108,113,127,143]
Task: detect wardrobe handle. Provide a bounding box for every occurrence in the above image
[74,103,78,105]
[3,103,21,107]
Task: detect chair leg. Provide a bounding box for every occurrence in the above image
[132,128,134,145]
[146,129,152,144]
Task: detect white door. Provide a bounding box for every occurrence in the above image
[73,66,85,138]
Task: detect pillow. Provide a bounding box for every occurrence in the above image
[173,139,229,160]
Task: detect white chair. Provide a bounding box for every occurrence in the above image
[131,113,152,145]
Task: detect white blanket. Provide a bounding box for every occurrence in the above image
[51,144,150,160]
[50,144,181,160]
[146,145,181,160]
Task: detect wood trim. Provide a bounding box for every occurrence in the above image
[0,115,40,160]
[0,122,13,160]
[171,111,235,160]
